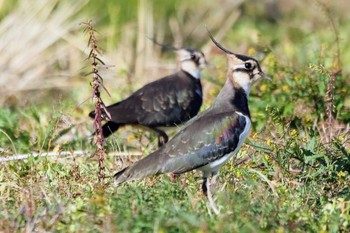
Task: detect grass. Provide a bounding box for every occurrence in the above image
[1,0,350,232]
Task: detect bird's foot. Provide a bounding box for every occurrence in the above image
[157,136,167,147]
[156,131,168,148]
[169,173,179,183]
[207,188,220,215]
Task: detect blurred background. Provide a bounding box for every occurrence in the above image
[0,0,349,151]
[1,0,349,104]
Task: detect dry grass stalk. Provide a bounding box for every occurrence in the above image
[314,0,343,144]
[83,20,111,182]
[325,69,341,142]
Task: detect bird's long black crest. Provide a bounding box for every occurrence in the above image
[146,36,178,52]
[206,28,234,55]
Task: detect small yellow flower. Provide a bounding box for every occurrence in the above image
[267,139,272,147]
[236,170,242,178]
[290,129,297,137]
[282,84,289,91]
[304,115,311,123]
[337,171,346,177]
[264,54,275,68]
[127,134,136,142]
[294,74,301,81]
[264,153,270,160]
[260,84,267,93]
[248,47,256,56]
[276,226,284,233]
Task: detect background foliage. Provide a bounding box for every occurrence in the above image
[0,0,349,232]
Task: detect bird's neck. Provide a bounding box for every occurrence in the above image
[181,61,200,79]
[213,79,251,118]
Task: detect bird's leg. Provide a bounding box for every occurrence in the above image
[210,171,219,192]
[202,177,208,196]
[170,173,179,182]
[206,175,220,215]
[157,134,168,147]
[151,128,169,147]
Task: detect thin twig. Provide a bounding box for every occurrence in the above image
[0,151,144,163]
[248,168,279,197]
[0,151,88,163]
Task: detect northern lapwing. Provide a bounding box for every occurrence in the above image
[113,33,269,194]
[89,48,207,147]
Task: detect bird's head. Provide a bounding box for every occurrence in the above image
[208,31,270,94]
[177,48,208,79]
[146,37,207,79]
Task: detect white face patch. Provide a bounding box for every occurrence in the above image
[232,69,251,94]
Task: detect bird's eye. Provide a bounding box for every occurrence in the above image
[245,62,252,70]
[191,54,197,60]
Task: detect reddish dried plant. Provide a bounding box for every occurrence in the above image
[82,20,111,182]
[315,0,343,144]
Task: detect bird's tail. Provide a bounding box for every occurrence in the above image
[90,121,120,139]
[101,122,120,138]
[114,151,164,187]
[88,108,110,119]
[113,167,129,187]
[88,110,95,119]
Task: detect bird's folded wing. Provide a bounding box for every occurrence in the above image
[104,73,194,125]
[158,110,247,174]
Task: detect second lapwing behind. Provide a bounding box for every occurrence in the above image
[89,48,207,147]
